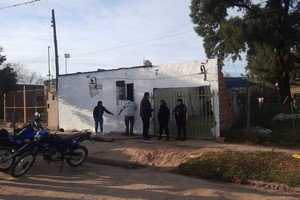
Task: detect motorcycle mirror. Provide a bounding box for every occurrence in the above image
[59,128,65,132]
[34,112,41,120]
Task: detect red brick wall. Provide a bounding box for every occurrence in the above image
[219,71,233,131]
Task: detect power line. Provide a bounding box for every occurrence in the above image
[0,0,40,10]
[72,30,194,57]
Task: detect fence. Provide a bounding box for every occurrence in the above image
[4,86,47,125]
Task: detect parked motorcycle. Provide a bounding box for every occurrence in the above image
[0,113,42,172]
[10,128,92,178]
[0,113,42,148]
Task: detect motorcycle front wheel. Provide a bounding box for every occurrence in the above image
[0,148,15,172]
[10,152,36,178]
[66,145,88,167]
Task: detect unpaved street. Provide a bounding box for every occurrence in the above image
[1,152,300,200]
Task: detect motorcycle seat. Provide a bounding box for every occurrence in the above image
[61,133,86,143]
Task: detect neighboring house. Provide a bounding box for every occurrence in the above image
[56,59,221,138]
[222,77,261,129]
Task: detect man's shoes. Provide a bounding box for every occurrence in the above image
[166,137,170,141]
[175,137,181,140]
[181,138,186,141]
[157,136,162,140]
[143,137,150,140]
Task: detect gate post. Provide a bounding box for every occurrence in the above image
[23,85,27,124]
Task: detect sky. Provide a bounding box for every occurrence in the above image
[0,0,246,78]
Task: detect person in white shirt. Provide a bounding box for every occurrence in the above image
[118,97,137,136]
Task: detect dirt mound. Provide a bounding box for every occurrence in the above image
[89,137,200,168]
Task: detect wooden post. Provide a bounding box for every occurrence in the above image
[23,85,27,124]
[3,93,6,126]
[246,76,251,131]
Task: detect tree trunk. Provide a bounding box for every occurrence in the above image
[279,73,291,104]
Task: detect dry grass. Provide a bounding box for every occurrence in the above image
[177,150,300,187]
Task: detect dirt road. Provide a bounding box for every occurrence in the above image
[1,159,300,200]
[1,135,300,199]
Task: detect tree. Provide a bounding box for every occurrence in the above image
[0,47,17,119]
[190,0,300,102]
[0,46,6,65]
[4,63,45,85]
[0,66,18,94]
[0,65,18,119]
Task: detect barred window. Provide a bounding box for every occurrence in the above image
[116,81,134,104]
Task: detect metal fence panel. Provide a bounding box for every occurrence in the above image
[152,87,215,139]
[5,89,47,124]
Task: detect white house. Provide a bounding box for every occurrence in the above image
[57,59,220,138]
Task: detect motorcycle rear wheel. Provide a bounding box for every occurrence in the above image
[0,148,15,172]
[66,145,88,167]
[10,152,36,178]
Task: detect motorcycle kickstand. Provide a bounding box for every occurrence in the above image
[59,157,65,173]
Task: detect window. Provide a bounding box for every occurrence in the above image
[116,81,134,104]
[126,83,134,101]
[116,81,126,101]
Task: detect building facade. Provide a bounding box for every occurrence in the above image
[57,59,220,137]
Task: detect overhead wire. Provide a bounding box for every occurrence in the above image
[0,1,196,73]
[72,30,194,57]
[0,0,41,10]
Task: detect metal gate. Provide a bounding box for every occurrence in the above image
[152,86,215,139]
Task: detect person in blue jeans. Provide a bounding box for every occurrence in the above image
[118,97,137,136]
[93,101,114,133]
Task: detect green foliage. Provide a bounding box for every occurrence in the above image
[0,46,6,65]
[190,0,300,101]
[0,66,18,94]
[178,151,300,187]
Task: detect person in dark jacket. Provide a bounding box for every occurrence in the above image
[93,101,114,133]
[173,98,187,141]
[139,92,153,140]
[157,99,170,140]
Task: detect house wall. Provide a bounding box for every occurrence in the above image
[57,59,220,136]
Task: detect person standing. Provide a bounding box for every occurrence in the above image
[157,99,170,140]
[173,98,187,141]
[93,101,114,133]
[118,97,137,136]
[139,92,153,140]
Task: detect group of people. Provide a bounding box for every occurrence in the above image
[93,92,187,141]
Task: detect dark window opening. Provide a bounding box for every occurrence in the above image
[116,81,126,101]
[116,81,134,104]
[126,83,134,101]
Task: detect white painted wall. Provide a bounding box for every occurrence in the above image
[57,59,220,136]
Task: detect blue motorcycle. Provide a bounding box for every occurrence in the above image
[10,128,92,178]
[0,113,42,172]
[0,113,42,148]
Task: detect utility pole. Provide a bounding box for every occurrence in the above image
[51,9,59,91]
[51,9,60,130]
[47,46,51,84]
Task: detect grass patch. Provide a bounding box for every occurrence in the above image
[224,129,300,148]
[177,151,300,187]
